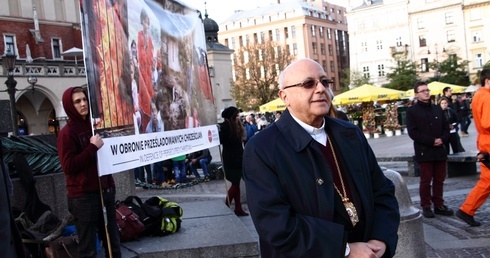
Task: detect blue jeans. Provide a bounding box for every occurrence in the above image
[190,158,210,178]
[153,161,165,184]
[460,115,471,134]
[68,190,121,258]
[173,160,186,183]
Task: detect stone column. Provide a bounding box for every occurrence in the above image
[384,169,426,258]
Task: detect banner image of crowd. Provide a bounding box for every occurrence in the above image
[80,0,219,175]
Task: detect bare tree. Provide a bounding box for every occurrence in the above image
[230,41,295,111]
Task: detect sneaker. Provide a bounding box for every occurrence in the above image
[456,209,481,227]
[434,205,454,216]
[204,176,210,182]
[422,208,435,218]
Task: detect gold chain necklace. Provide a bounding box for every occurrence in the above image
[328,136,359,227]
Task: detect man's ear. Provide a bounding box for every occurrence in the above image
[279,90,288,106]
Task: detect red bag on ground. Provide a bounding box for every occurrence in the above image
[116,203,145,242]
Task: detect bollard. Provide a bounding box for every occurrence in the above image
[383,169,426,258]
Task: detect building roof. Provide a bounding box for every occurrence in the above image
[220,1,325,24]
[352,0,384,11]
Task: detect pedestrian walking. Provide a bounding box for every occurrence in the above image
[456,69,490,227]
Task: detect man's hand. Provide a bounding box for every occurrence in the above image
[191,159,197,164]
[349,240,385,258]
[90,134,104,149]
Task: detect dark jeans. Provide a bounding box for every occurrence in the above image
[154,161,165,184]
[445,133,465,154]
[68,190,121,258]
[460,115,471,134]
[419,161,447,209]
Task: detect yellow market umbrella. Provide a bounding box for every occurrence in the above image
[427,81,467,95]
[260,98,286,112]
[406,89,415,98]
[332,84,406,105]
[407,82,467,96]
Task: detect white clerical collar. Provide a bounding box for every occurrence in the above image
[290,113,327,146]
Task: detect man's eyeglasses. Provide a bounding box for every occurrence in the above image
[283,78,332,90]
[417,89,431,94]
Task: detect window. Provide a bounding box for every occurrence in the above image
[4,35,16,55]
[472,31,482,43]
[419,35,426,47]
[293,43,298,55]
[269,30,273,41]
[284,27,289,39]
[396,37,402,47]
[421,58,429,72]
[470,9,481,21]
[253,33,258,44]
[320,43,325,55]
[319,26,324,37]
[231,38,235,49]
[312,43,317,54]
[363,66,370,78]
[275,29,280,41]
[446,30,455,42]
[328,44,333,55]
[327,28,332,39]
[52,38,62,59]
[330,61,335,72]
[361,42,367,52]
[239,36,243,47]
[417,17,425,29]
[224,39,229,47]
[376,40,383,50]
[378,64,385,76]
[291,26,296,38]
[311,25,316,36]
[245,35,249,46]
[260,32,265,43]
[445,12,453,24]
[322,61,327,72]
[475,53,484,68]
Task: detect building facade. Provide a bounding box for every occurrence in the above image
[347,0,490,85]
[218,0,349,93]
[0,0,85,135]
[1,0,234,135]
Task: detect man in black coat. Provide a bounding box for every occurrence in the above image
[243,58,399,257]
[407,81,453,218]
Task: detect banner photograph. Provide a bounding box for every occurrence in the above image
[80,0,219,175]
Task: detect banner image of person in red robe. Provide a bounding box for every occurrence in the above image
[80,0,219,175]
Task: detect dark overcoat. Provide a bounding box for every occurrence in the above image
[406,100,449,163]
[243,110,400,258]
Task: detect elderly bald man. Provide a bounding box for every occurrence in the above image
[243,58,400,258]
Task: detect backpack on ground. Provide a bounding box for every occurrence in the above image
[123,195,183,236]
[115,201,145,242]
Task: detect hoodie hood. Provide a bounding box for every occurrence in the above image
[62,87,90,127]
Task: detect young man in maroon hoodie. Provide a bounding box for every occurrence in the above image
[57,87,121,258]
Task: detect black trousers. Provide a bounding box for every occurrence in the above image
[68,189,121,258]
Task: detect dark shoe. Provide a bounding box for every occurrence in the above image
[422,208,435,218]
[235,210,249,216]
[456,209,481,227]
[434,205,454,216]
[204,176,210,182]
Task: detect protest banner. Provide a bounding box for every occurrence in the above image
[80,0,219,175]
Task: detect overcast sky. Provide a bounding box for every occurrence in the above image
[180,0,348,24]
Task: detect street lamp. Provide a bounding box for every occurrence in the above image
[27,75,37,93]
[3,52,18,136]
